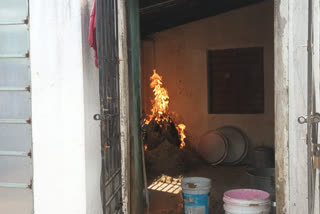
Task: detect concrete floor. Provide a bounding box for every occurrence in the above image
[144,166,249,214]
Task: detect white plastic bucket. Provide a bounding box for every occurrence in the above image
[223,189,272,214]
[181,177,211,214]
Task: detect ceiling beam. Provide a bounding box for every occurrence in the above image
[140,0,266,37]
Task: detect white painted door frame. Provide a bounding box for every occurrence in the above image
[275,0,320,213]
[118,0,130,213]
[119,0,320,213]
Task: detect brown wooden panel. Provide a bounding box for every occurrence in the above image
[207,47,264,114]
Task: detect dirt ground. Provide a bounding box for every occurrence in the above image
[143,141,250,214]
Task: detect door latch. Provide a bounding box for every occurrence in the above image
[298,113,320,124]
[93,114,104,121]
[93,113,120,121]
[298,113,320,165]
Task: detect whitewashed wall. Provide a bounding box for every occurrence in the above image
[30,0,102,213]
[81,0,103,213]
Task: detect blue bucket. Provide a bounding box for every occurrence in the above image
[182,177,212,214]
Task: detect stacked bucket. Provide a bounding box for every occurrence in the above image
[247,146,276,213]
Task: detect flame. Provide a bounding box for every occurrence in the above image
[144,145,148,151]
[145,69,186,149]
[145,69,170,124]
[177,124,186,149]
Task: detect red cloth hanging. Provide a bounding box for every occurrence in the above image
[88,0,98,68]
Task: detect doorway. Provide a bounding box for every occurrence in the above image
[139,1,275,213]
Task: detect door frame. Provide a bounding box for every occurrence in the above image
[274,0,320,213]
[118,0,130,213]
[119,0,320,213]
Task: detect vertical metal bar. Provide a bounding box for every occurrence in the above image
[307,0,314,213]
[107,0,112,185]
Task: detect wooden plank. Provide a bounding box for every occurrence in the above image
[127,0,144,213]
[274,0,290,213]
[140,0,265,37]
[288,0,309,213]
[275,0,312,213]
[118,0,130,213]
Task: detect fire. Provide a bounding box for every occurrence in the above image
[144,145,148,151]
[145,69,170,124]
[145,69,186,149]
[177,124,186,149]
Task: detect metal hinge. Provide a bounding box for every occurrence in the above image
[298,113,320,124]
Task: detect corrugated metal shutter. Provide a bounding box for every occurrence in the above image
[0,0,33,213]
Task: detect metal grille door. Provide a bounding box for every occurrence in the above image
[0,0,33,213]
[96,0,122,213]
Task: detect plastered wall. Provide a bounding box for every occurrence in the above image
[141,1,274,156]
[30,0,102,213]
[81,0,103,213]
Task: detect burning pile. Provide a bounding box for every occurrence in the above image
[144,69,186,151]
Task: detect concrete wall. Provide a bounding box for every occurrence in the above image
[81,0,103,214]
[30,0,102,213]
[141,1,274,156]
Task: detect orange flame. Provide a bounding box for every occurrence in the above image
[146,69,186,149]
[145,69,170,124]
[177,124,186,149]
[144,145,148,151]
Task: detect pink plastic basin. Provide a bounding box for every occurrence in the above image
[224,189,270,201]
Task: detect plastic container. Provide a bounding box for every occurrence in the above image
[223,189,271,214]
[181,177,212,214]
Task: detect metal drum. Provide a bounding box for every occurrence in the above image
[218,126,248,165]
[247,168,276,202]
[198,130,229,166]
[253,146,275,168]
